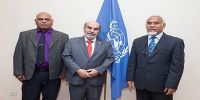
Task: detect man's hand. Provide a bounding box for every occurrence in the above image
[164,88,176,95]
[16,75,25,82]
[86,69,98,78]
[77,69,89,78]
[127,81,135,92]
[59,74,65,80]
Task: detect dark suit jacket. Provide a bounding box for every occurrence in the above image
[13,29,69,80]
[127,33,184,92]
[62,36,114,86]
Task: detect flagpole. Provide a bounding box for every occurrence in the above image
[103,71,107,100]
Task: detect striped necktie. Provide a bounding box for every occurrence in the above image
[148,36,156,56]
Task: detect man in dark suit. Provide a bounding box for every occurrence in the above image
[127,16,185,100]
[62,21,114,100]
[13,12,69,100]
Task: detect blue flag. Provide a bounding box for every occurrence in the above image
[97,0,129,100]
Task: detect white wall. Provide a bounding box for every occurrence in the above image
[0,0,200,100]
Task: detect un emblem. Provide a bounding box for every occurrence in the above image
[107,20,128,63]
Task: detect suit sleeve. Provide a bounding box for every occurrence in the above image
[13,32,24,76]
[60,33,69,76]
[95,41,115,75]
[126,40,137,81]
[62,39,81,75]
[165,39,185,89]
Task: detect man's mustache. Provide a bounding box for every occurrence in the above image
[87,32,95,36]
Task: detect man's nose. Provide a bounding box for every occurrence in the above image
[90,29,95,32]
[149,23,155,27]
[41,19,47,23]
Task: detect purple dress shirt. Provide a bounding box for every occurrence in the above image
[36,28,52,68]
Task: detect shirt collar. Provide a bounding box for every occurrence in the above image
[84,36,96,43]
[37,28,53,34]
[148,32,163,40]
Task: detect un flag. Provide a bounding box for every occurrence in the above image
[97,0,129,100]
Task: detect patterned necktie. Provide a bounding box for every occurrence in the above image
[87,40,93,58]
[148,36,156,56]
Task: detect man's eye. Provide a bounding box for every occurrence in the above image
[87,27,92,29]
[94,28,99,31]
[37,18,43,21]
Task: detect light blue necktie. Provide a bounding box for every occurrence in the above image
[148,36,156,56]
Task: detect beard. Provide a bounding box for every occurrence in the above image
[85,33,96,40]
[147,32,157,36]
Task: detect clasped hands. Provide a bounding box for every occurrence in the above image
[77,69,98,78]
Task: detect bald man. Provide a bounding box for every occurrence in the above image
[13,12,69,100]
[62,21,114,100]
[127,16,185,100]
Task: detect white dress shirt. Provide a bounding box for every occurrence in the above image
[84,37,96,55]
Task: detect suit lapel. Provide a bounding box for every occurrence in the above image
[142,36,149,58]
[29,29,38,48]
[92,39,102,58]
[155,33,168,52]
[79,37,88,57]
[49,30,59,49]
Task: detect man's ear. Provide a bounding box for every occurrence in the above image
[163,23,166,28]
